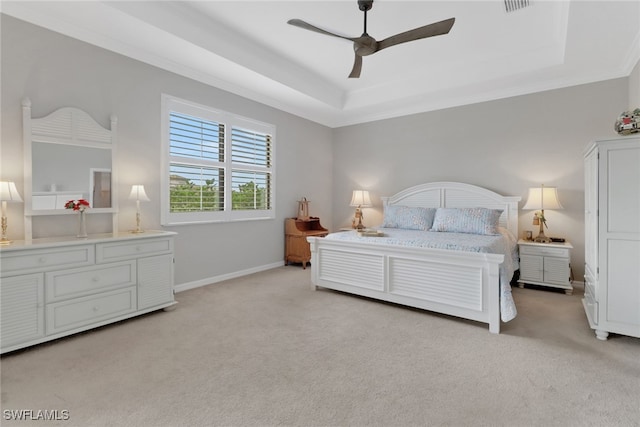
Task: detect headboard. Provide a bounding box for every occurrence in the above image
[381,182,521,238]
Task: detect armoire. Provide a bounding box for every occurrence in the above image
[583,135,640,340]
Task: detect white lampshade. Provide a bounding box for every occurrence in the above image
[128,185,150,202]
[522,185,563,210]
[0,181,23,203]
[350,190,372,207]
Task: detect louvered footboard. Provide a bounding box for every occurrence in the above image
[307,237,504,333]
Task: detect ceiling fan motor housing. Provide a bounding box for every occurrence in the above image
[358,1,374,12]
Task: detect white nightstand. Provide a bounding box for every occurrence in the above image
[517,239,573,295]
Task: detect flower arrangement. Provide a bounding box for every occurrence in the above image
[65,199,90,211]
[66,199,90,238]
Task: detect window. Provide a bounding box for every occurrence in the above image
[161,95,275,225]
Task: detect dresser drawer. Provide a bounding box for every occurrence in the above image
[96,238,173,263]
[0,245,94,276]
[45,261,136,303]
[46,286,137,335]
[519,245,568,258]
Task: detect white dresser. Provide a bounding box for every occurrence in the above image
[583,136,640,340]
[0,231,176,353]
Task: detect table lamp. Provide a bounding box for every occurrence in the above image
[522,184,563,243]
[350,190,372,230]
[0,181,23,245]
[128,185,150,233]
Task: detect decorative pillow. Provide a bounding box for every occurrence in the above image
[430,207,503,235]
[382,205,436,231]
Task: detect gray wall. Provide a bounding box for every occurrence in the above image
[1,15,333,286]
[2,14,637,288]
[630,60,640,109]
[332,78,631,282]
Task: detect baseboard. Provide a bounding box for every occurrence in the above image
[174,261,285,293]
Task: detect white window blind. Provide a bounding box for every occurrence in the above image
[231,127,272,211]
[161,95,275,225]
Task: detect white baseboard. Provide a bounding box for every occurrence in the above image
[174,261,285,293]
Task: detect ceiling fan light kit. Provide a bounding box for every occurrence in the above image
[288,0,455,79]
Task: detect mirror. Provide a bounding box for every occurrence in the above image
[31,142,112,210]
[22,99,118,240]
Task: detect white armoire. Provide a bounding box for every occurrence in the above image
[583,136,640,340]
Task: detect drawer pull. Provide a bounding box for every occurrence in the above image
[38,257,46,264]
[136,246,142,252]
[92,277,100,283]
[92,306,99,312]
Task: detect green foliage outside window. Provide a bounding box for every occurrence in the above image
[169,179,268,212]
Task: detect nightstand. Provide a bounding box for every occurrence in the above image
[285,217,328,269]
[517,239,574,295]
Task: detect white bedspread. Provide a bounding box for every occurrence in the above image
[325,227,519,322]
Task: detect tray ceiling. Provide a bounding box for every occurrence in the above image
[2,1,639,128]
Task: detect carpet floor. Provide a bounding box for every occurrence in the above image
[1,266,639,426]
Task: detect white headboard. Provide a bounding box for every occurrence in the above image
[381,182,521,238]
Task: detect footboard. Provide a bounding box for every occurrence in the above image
[307,236,504,333]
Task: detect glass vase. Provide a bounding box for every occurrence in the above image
[77,210,88,238]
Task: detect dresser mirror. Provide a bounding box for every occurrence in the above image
[31,142,112,210]
[22,98,118,240]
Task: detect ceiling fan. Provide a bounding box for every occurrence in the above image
[287,0,455,79]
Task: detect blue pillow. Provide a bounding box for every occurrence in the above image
[382,205,436,231]
[430,207,503,235]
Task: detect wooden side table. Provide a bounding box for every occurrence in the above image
[517,239,573,295]
[285,217,328,269]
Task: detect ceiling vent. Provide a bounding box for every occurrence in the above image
[504,0,531,13]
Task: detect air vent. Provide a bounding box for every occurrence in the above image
[504,0,530,13]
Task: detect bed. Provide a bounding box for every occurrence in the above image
[307,182,521,333]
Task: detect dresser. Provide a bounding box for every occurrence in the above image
[517,240,573,294]
[0,231,176,353]
[285,217,328,269]
[583,136,640,340]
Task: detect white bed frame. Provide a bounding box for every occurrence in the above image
[307,182,521,333]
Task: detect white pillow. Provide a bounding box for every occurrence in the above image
[430,207,503,235]
[382,205,436,231]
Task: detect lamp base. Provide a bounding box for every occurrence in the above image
[0,237,12,245]
[353,207,365,230]
[130,212,145,233]
[533,232,551,243]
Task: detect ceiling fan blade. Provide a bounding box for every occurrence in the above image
[377,17,455,52]
[348,54,363,78]
[287,19,357,42]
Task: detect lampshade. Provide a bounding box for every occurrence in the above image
[0,181,23,202]
[128,185,150,202]
[522,186,563,210]
[350,190,372,207]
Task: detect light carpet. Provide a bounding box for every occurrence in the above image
[1,266,639,427]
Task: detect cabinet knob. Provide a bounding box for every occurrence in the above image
[38,257,46,264]
[92,306,99,312]
[92,277,100,282]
